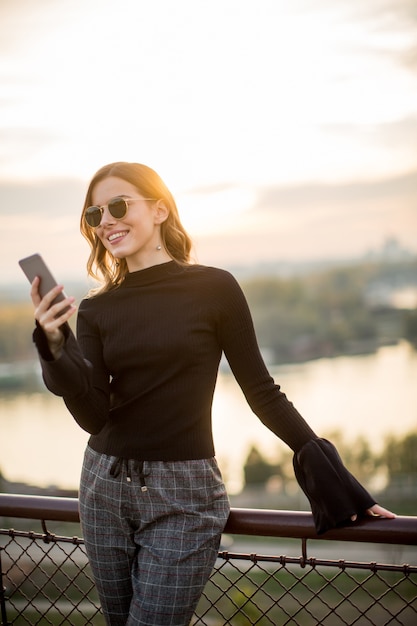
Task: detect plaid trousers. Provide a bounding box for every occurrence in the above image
[79,446,230,625]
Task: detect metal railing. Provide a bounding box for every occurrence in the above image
[1,493,416,625]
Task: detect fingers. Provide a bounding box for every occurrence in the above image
[351,504,396,523]
[37,295,76,329]
[367,504,396,519]
[29,278,76,359]
[31,278,76,331]
[30,276,42,307]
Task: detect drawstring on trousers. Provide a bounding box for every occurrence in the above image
[109,458,150,492]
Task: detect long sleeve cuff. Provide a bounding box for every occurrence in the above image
[293,438,376,535]
[33,320,71,361]
[32,321,92,398]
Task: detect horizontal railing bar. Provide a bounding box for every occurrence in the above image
[226,507,417,545]
[1,493,416,545]
[0,493,80,523]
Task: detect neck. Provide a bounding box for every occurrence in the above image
[126,249,172,273]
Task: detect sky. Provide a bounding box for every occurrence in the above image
[1,0,416,286]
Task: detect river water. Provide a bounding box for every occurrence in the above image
[0,341,416,493]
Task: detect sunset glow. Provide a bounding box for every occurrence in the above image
[0,0,416,281]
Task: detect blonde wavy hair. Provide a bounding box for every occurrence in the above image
[80,162,193,294]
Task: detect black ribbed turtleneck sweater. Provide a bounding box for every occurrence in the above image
[34,261,317,461]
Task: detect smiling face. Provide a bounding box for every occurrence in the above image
[90,176,171,272]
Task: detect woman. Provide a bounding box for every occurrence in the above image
[30,162,394,626]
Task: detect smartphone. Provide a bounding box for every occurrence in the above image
[18,253,70,313]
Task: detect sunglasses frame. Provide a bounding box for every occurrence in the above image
[84,196,155,228]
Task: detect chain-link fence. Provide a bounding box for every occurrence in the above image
[1,496,416,625]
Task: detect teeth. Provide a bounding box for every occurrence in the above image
[109,232,127,242]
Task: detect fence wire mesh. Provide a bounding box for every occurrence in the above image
[195,552,417,625]
[1,526,416,626]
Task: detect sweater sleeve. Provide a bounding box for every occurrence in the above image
[215,271,376,534]
[32,304,110,435]
[293,438,376,534]
[215,271,317,452]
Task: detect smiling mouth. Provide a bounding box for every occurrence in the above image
[108,231,128,243]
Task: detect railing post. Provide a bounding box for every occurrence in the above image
[0,548,10,626]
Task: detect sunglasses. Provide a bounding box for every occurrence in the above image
[84,196,154,228]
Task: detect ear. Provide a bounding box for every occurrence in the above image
[153,200,169,224]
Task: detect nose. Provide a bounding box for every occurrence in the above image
[98,205,116,226]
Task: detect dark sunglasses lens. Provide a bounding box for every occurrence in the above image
[85,206,102,227]
[108,197,128,219]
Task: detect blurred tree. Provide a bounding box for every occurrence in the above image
[321,431,381,485]
[383,432,417,478]
[0,303,35,361]
[243,446,283,487]
[404,309,417,344]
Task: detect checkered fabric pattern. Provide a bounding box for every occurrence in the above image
[79,446,230,625]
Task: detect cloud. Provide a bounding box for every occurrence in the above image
[185,168,417,266]
[321,114,417,141]
[1,167,416,288]
[185,168,417,217]
[256,169,417,212]
[403,44,417,70]
[0,178,86,217]
[346,0,417,30]
[0,128,64,170]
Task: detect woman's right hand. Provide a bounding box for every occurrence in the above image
[30,276,76,358]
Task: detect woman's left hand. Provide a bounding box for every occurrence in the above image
[351,504,396,522]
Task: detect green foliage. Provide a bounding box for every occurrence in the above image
[383,432,417,477]
[242,431,417,512]
[0,301,76,363]
[243,446,283,486]
[1,259,416,365]
[320,431,383,484]
[0,302,36,361]
[242,260,416,363]
[404,309,417,344]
